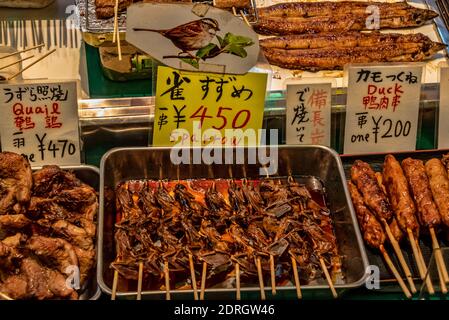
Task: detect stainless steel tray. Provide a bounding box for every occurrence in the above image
[341,149,449,284]
[98,145,369,297]
[31,164,101,300]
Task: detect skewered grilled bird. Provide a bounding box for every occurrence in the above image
[133,18,220,53]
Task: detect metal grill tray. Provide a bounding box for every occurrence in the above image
[31,165,101,300]
[341,149,449,284]
[98,145,369,298]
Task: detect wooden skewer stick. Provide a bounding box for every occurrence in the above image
[188,254,199,300]
[416,239,436,294]
[0,291,13,300]
[0,55,34,71]
[240,10,251,27]
[164,260,171,300]
[379,245,412,299]
[200,261,207,300]
[0,43,44,60]
[290,255,302,299]
[255,257,266,300]
[235,263,241,300]
[429,227,449,283]
[433,251,448,293]
[137,262,143,300]
[319,257,338,298]
[383,222,417,293]
[232,6,238,16]
[111,270,119,300]
[113,0,119,43]
[407,229,434,294]
[269,254,276,295]
[8,49,56,80]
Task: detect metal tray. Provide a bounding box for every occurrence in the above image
[31,165,101,300]
[98,145,369,298]
[341,149,449,284]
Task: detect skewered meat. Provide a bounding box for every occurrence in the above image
[402,158,441,228]
[425,159,449,227]
[382,155,419,236]
[260,32,445,71]
[348,181,385,248]
[351,160,393,222]
[255,1,438,35]
[0,152,32,214]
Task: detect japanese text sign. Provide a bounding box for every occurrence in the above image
[439,67,449,149]
[0,81,81,165]
[344,64,423,154]
[153,66,267,147]
[286,83,331,146]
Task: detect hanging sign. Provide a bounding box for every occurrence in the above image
[286,82,332,146]
[344,64,423,154]
[0,81,81,165]
[126,3,259,75]
[438,67,449,149]
[153,66,267,147]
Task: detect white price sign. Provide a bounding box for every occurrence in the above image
[0,81,81,166]
[286,83,332,146]
[344,64,423,154]
[438,67,449,149]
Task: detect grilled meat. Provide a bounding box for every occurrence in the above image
[425,158,449,228]
[0,152,32,214]
[260,32,445,71]
[351,160,393,222]
[255,1,438,35]
[402,158,441,228]
[382,155,419,236]
[0,214,31,230]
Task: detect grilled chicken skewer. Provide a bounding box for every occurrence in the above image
[255,1,438,35]
[348,181,411,298]
[260,32,445,71]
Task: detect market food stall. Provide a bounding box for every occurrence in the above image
[0,0,449,301]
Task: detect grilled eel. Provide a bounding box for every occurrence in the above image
[382,155,419,237]
[402,158,441,228]
[350,160,393,223]
[260,32,445,71]
[255,1,438,35]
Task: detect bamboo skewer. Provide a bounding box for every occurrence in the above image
[290,255,302,299]
[383,222,417,293]
[240,10,251,27]
[255,257,266,300]
[232,6,238,15]
[200,261,207,300]
[416,244,436,294]
[0,291,13,300]
[429,227,449,283]
[188,254,199,300]
[379,245,412,299]
[0,55,34,71]
[319,257,337,298]
[137,262,143,300]
[436,260,448,293]
[407,229,434,295]
[8,49,56,80]
[0,43,44,60]
[111,270,119,300]
[235,263,241,300]
[113,0,119,43]
[269,254,276,295]
[164,260,171,300]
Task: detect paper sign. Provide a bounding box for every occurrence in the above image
[286,83,332,146]
[153,66,267,147]
[0,81,81,165]
[126,3,259,75]
[439,67,449,149]
[344,64,423,154]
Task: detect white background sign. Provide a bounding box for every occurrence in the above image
[439,67,449,149]
[286,83,332,146]
[0,81,81,166]
[344,64,423,154]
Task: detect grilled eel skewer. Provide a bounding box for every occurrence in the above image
[255,1,438,35]
[260,32,446,71]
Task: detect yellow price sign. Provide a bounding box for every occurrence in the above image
[153,66,267,147]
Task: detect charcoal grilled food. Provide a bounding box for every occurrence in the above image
[255,1,439,35]
[95,0,192,19]
[260,32,446,71]
[425,158,449,228]
[111,178,342,291]
[0,152,98,300]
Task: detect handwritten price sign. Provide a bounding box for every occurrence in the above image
[439,67,449,149]
[344,64,423,154]
[153,66,267,147]
[0,81,81,165]
[286,83,331,146]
